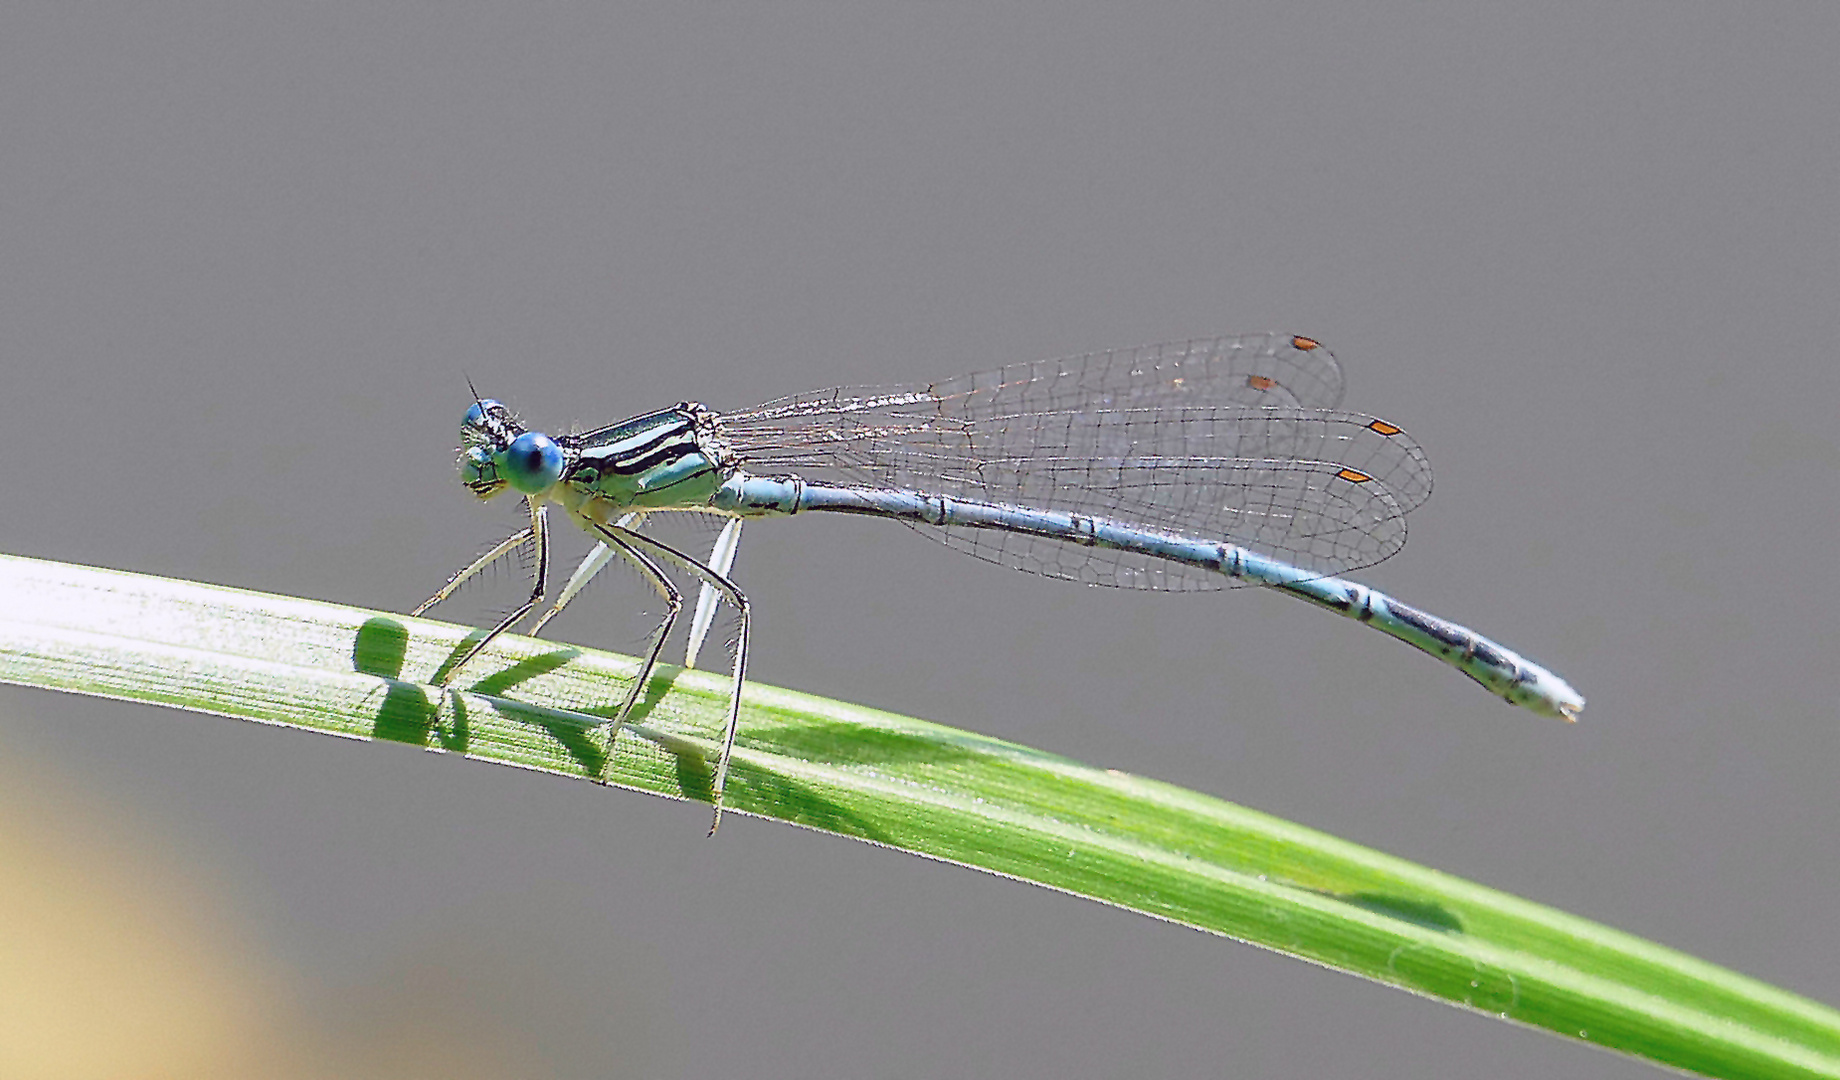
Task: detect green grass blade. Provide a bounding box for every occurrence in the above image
[0,552,1835,1078]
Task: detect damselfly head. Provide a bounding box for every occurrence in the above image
[455,398,563,498]
[456,398,564,499]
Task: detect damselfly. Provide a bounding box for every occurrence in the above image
[416,333,1583,832]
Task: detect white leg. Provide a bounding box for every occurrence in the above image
[411,525,534,617]
[585,525,683,756]
[431,499,550,686]
[527,510,649,637]
[605,524,750,835]
[684,517,743,669]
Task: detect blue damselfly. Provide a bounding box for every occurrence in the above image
[416,333,1583,831]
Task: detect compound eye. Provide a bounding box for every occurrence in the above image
[463,398,504,433]
[499,431,564,494]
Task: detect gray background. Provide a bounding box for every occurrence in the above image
[3,4,1836,1077]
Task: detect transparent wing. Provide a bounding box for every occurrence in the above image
[716,333,1432,590]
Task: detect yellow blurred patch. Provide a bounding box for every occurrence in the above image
[0,756,298,1079]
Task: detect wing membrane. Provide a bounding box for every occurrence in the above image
[716,334,1431,589]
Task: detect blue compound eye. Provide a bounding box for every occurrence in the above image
[499,431,564,494]
[463,398,503,431]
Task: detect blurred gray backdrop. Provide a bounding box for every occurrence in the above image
[3,4,1836,1077]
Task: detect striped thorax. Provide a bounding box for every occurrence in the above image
[458,398,735,522]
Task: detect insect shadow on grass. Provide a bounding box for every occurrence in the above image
[353,617,441,746]
[346,620,812,825]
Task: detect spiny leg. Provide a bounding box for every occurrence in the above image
[529,511,647,638]
[606,524,750,835]
[411,524,535,617]
[431,499,551,687]
[683,517,743,670]
[584,525,683,767]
